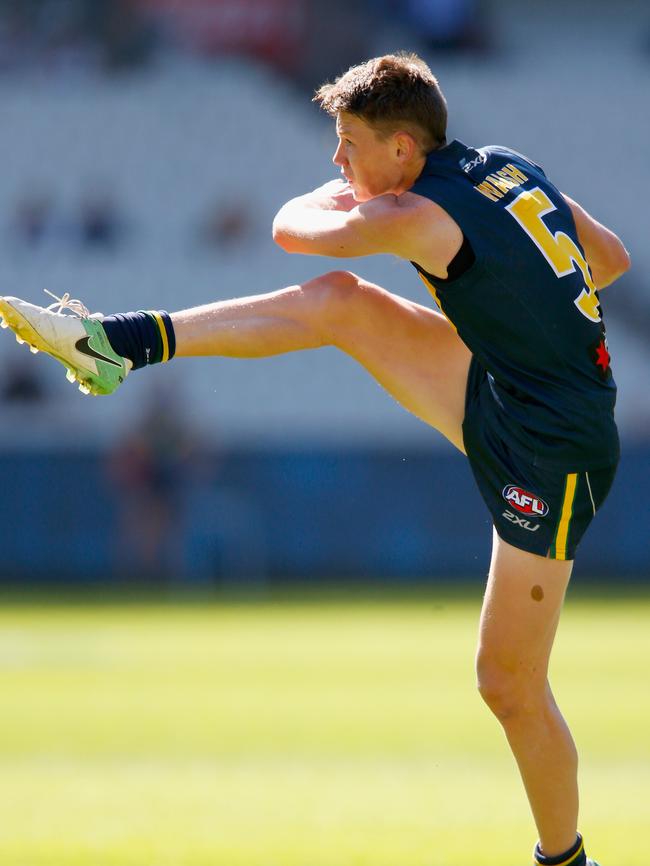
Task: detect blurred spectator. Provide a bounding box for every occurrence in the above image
[136,0,306,76]
[379,0,490,55]
[106,388,205,583]
[9,185,128,254]
[0,0,154,73]
[0,1,30,70]
[410,0,489,54]
[0,0,95,71]
[0,359,46,404]
[196,198,254,251]
[299,0,372,89]
[77,187,125,250]
[83,0,155,71]
[11,189,57,248]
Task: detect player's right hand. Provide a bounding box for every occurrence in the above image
[308,179,357,212]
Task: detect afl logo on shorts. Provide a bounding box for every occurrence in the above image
[502,485,549,516]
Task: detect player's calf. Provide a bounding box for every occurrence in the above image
[163,274,361,359]
[170,271,390,359]
[0,276,367,392]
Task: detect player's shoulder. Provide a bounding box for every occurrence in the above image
[387,191,461,246]
[478,144,542,166]
[357,190,452,232]
[471,144,545,174]
[393,192,463,267]
[409,142,546,221]
[353,191,459,266]
[416,140,546,181]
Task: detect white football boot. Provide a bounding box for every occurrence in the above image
[0,291,131,395]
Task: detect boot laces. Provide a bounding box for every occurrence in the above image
[43,289,91,319]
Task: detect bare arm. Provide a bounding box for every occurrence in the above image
[273,182,462,274]
[272,180,406,258]
[562,194,631,289]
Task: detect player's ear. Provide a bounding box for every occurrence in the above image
[394,131,418,162]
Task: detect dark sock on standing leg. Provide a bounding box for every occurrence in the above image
[535,833,586,866]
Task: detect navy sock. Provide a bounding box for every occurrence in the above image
[101,311,176,370]
[535,834,586,866]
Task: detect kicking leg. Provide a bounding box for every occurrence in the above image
[476,531,581,858]
[0,271,470,447]
[172,270,471,450]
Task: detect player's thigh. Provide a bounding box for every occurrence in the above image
[315,271,472,451]
[476,531,574,698]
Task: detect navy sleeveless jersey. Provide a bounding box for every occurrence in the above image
[409,140,619,470]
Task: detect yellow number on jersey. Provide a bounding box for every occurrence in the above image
[506,187,601,323]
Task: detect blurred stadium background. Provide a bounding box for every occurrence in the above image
[0,0,648,588]
[0,4,649,866]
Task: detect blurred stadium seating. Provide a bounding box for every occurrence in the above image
[0,0,648,583]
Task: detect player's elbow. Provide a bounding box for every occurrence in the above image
[272,217,289,248]
[272,219,301,254]
[614,244,632,277]
[272,221,342,257]
[598,243,631,288]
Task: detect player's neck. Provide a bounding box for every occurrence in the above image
[395,154,427,195]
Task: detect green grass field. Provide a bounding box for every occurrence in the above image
[0,587,648,866]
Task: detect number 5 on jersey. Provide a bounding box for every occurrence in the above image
[506,187,601,323]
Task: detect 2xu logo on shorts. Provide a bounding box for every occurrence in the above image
[502,485,549,516]
[502,510,539,532]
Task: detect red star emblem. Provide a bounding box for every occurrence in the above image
[594,338,610,374]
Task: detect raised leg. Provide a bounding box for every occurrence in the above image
[476,531,579,856]
[172,270,472,450]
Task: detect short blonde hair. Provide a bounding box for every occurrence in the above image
[314,52,447,153]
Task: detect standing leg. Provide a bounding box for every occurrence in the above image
[476,531,580,857]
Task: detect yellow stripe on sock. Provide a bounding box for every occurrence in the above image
[554,473,578,561]
[151,311,169,363]
[536,837,584,866]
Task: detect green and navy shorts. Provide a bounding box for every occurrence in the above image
[462,358,618,560]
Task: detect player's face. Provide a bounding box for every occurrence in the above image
[333,113,402,202]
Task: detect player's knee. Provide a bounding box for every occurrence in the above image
[476,655,543,724]
[303,270,359,310]
[301,271,371,338]
[476,668,524,723]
